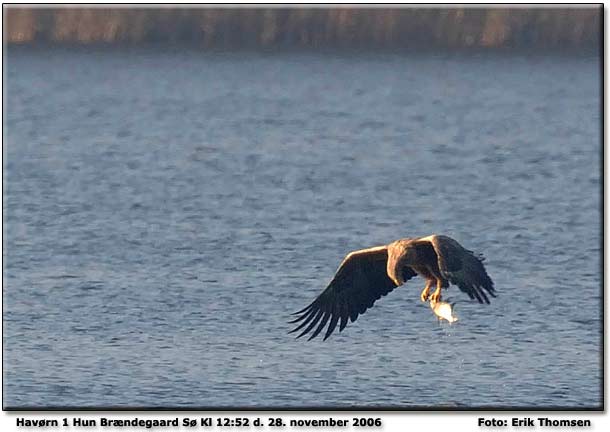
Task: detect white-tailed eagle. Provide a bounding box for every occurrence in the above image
[290,234,495,340]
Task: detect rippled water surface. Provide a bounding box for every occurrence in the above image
[3,48,601,408]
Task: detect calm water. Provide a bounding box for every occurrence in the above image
[3,48,601,408]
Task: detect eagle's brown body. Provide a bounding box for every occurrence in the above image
[290,234,495,340]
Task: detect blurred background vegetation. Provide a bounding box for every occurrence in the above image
[4,7,601,50]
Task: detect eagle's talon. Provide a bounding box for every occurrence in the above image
[420,288,430,303]
[429,291,442,303]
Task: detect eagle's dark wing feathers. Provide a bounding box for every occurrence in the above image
[427,235,496,304]
[289,246,416,340]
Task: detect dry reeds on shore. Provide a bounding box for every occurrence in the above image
[3,7,601,49]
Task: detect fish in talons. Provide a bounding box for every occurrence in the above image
[429,297,458,323]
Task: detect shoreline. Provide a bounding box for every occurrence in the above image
[4,7,601,50]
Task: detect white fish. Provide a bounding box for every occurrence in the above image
[429,298,458,323]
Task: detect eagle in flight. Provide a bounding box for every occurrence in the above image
[290,234,495,340]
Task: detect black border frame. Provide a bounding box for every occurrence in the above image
[1,2,605,412]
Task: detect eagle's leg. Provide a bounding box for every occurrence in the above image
[429,279,443,303]
[420,280,433,302]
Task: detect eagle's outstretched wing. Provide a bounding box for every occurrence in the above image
[423,235,496,304]
[289,246,416,340]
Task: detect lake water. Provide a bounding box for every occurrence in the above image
[3,47,601,409]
